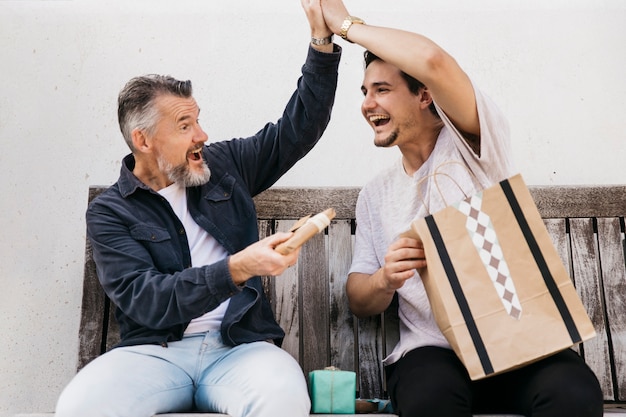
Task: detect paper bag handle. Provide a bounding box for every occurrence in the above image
[416,160,480,214]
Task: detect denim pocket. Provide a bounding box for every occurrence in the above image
[129,224,182,272]
[203,173,253,227]
[129,224,171,243]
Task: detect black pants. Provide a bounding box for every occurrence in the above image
[385,346,603,417]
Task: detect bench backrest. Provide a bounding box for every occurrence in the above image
[79,185,626,402]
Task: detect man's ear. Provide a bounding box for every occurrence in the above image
[419,87,434,110]
[131,129,151,153]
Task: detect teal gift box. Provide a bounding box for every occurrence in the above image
[309,367,356,414]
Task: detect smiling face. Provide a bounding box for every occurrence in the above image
[148,93,210,188]
[361,60,425,148]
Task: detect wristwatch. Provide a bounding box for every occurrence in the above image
[339,16,365,43]
[311,34,333,46]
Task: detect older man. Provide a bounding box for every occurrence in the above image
[55,1,340,416]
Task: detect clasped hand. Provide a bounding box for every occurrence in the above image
[228,232,300,286]
[382,237,426,290]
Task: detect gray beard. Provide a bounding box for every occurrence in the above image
[158,156,211,187]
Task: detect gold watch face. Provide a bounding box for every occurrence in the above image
[340,16,364,40]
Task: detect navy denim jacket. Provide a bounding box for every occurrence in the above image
[87,45,341,349]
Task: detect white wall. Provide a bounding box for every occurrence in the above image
[0,0,624,414]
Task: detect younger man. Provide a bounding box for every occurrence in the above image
[320,0,603,415]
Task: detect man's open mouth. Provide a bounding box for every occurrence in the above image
[188,147,202,161]
[369,114,390,127]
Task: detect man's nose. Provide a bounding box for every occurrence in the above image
[194,126,208,143]
[362,93,376,110]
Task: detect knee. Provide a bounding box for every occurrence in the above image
[256,360,310,409]
[274,378,310,414]
[55,383,94,417]
[536,375,603,417]
[529,354,604,417]
[387,347,472,417]
[262,360,310,414]
[393,378,471,417]
[222,344,310,415]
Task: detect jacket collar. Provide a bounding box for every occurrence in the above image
[118,154,154,198]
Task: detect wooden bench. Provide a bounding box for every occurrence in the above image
[72,185,626,416]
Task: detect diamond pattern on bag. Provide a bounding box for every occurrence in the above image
[455,193,522,319]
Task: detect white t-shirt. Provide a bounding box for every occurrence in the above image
[349,82,516,365]
[158,182,230,334]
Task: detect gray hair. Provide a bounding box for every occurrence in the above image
[117,74,193,151]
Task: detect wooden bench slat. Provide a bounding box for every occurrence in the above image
[543,219,570,275]
[597,218,626,401]
[273,220,300,363]
[300,232,330,374]
[105,300,120,351]
[530,185,626,218]
[251,185,626,220]
[259,219,274,307]
[253,187,360,220]
[328,220,356,372]
[570,218,614,400]
[357,315,384,399]
[543,218,582,355]
[77,238,107,372]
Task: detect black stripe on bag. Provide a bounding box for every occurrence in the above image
[425,216,494,376]
[500,179,582,343]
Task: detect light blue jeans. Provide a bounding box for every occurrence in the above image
[55,331,310,417]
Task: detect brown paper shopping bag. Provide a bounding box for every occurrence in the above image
[406,173,596,380]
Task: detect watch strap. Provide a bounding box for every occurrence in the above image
[339,16,365,43]
[311,34,333,46]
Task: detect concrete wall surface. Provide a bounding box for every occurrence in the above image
[0,0,624,415]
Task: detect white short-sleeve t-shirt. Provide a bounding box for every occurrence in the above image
[349,82,516,365]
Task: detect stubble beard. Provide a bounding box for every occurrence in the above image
[157,156,211,187]
[375,130,399,148]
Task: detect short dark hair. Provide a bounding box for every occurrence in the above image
[364,50,438,116]
[117,74,193,150]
